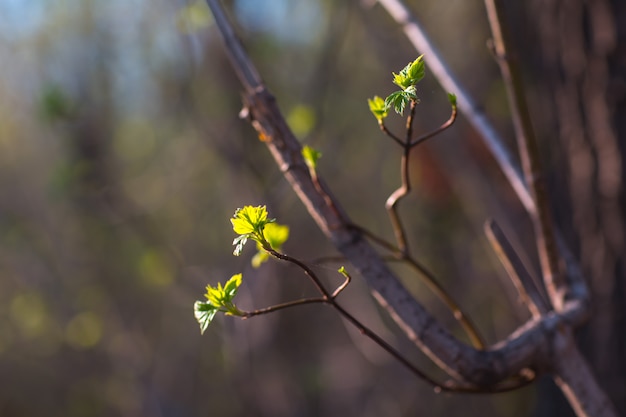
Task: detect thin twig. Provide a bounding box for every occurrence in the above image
[267,247,525,392]
[345,223,486,349]
[384,99,457,255]
[484,219,549,318]
[483,0,563,309]
[384,99,419,254]
[205,0,592,389]
[374,0,534,214]
[385,178,410,254]
[331,270,351,298]
[380,123,404,147]
[265,245,455,389]
[266,247,333,298]
[410,102,457,147]
[243,297,328,318]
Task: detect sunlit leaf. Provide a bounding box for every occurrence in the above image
[264,222,289,249]
[194,301,219,334]
[231,206,274,236]
[302,146,322,170]
[367,95,389,122]
[385,91,410,115]
[223,273,242,300]
[205,283,224,306]
[392,55,425,89]
[406,55,425,85]
[251,222,290,268]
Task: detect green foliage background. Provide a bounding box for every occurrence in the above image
[0,0,578,416]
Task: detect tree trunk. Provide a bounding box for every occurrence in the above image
[530,0,626,414]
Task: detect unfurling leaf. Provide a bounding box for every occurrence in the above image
[231,206,273,235]
[223,273,243,299]
[447,92,457,107]
[263,223,289,250]
[195,273,245,333]
[302,146,322,170]
[392,55,425,90]
[368,95,389,122]
[252,222,290,268]
[231,205,276,254]
[385,91,411,115]
[194,301,219,334]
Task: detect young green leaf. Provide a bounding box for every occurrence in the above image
[406,55,425,85]
[392,55,425,90]
[447,92,457,107]
[302,145,322,170]
[368,95,389,122]
[251,222,290,268]
[194,273,245,333]
[385,91,410,115]
[231,206,273,235]
[204,284,222,306]
[263,222,289,249]
[194,301,219,334]
[231,205,276,254]
[223,273,243,300]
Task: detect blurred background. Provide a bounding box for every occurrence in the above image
[0,0,624,416]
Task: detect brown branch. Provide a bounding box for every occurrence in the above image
[331,269,351,298]
[379,122,405,147]
[484,0,563,310]
[264,247,527,393]
[204,0,596,392]
[374,0,535,214]
[374,0,587,309]
[409,102,457,147]
[484,219,549,318]
[243,297,328,318]
[347,223,486,349]
[205,0,506,384]
[263,246,463,390]
[265,247,332,299]
[385,99,457,255]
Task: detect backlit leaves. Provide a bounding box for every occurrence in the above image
[252,222,290,268]
[392,55,425,89]
[368,96,388,122]
[368,55,426,119]
[194,273,244,334]
[231,205,276,256]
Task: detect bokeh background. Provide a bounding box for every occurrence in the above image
[1,0,624,416]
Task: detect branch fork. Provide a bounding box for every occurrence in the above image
[202,0,616,415]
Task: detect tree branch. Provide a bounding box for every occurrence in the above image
[484,219,549,318]
[484,0,563,310]
[373,0,590,309]
[204,0,601,397]
[374,0,534,213]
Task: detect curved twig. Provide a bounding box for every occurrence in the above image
[204,0,596,396]
[410,102,457,147]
